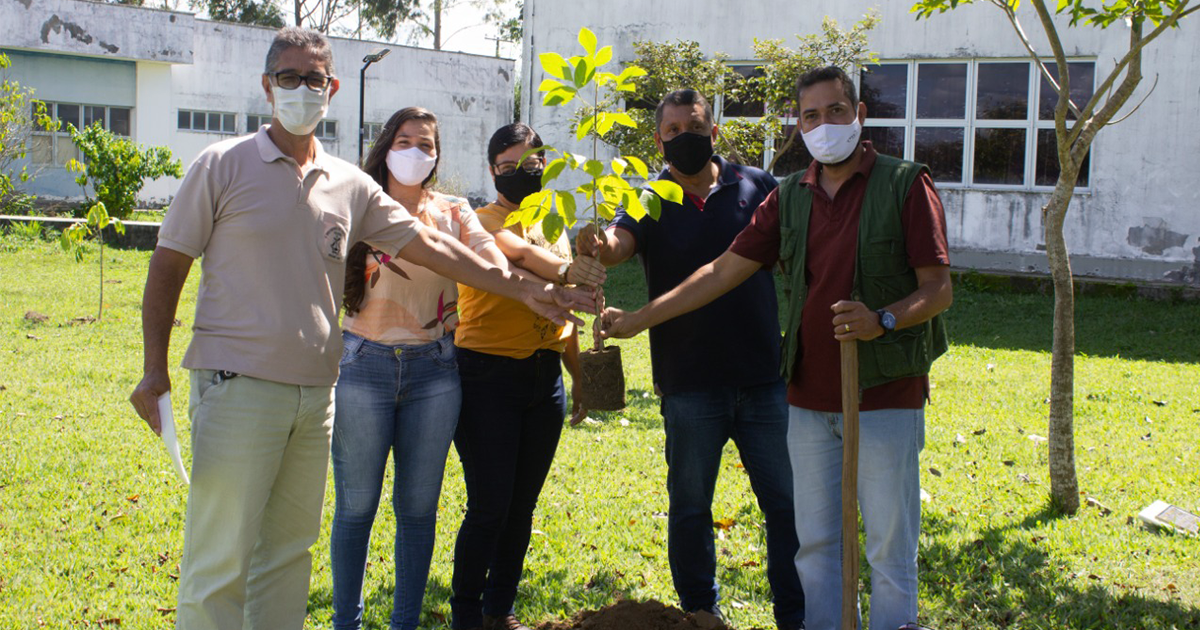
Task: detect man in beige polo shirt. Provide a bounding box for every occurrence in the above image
[128,27,590,630]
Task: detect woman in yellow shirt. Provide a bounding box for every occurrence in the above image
[449,123,604,630]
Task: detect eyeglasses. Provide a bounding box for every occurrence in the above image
[493,159,544,177]
[270,71,334,92]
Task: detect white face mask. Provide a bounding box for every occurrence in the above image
[386,146,438,186]
[271,85,329,136]
[801,116,862,165]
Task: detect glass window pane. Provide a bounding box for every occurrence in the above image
[915,127,964,183]
[56,135,79,166]
[724,65,766,117]
[84,105,105,129]
[860,64,907,119]
[976,62,1029,120]
[57,103,81,132]
[110,108,131,136]
[1039,62,1094,121]
[973,127,1026,185]
[863,126,905,159]
[206,112,221,131]
[178,110,190,130]
[771,124,813,177]
[325,120,337,137]
[916,63,967,119]
[223,114,235,133]
[30,135,53,164]
[1035,128,1090,187]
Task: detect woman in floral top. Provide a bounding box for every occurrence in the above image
[331,107,508,630]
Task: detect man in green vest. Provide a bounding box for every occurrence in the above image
[600,65,952,630]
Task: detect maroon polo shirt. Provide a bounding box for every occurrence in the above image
[729,142,950,412]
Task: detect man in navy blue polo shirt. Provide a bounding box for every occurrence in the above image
[577,89,803,630]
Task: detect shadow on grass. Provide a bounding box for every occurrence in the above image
[917,504,1200,629]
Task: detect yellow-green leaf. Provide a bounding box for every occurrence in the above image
[610,157,628,176]
[541,212,565,245]
[576,115,595,140]
[609,112,636,129]
[640,190,663,221]
[542,157,567,186]
[622,189,646,221]
[539,52,571,80]
[556,191,577,227]
[624,156,650,179]
[594,45,613,67]
[578,27,597,56]
[582,159,605,178]
[543,88,575,106]
[596,112,616,136]
[538,78,566,92]
[649,180,684,205]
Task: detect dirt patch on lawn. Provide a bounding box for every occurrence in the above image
[536,599,733,630]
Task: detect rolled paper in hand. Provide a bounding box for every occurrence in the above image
[157,392,190,485]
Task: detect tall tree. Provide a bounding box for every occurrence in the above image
[913,0,1197,514]
[196,0,285,27]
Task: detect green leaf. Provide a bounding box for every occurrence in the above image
[571,56,595,89]
[518,146,552,168]
[578,27,597,56]
[539,52,571,80]
[542,157,567,187]
[576,115,595,140]
[594,45,613,67]
[640,190,663,221]
[541,212,565,245]
[596,112,616,136]
[543,87,576,106]
[622,189,646,221]
[617,66,648,82]
[609,112,636,129]
[582,159,605,178]
[112,220,125,235]
[624,156,650,179]
[610,158,628,176]
[538,78,566,92]
[556,191,577,227]
[597,202,618,221]
[648,180,684,205]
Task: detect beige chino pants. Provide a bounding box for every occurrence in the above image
[176,369,334,630]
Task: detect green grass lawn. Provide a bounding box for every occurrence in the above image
[1,232,1198,629]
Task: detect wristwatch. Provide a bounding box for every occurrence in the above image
[557,261,571,284]
[876,308,896,332]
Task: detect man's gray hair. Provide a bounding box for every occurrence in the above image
[264,26,335,75]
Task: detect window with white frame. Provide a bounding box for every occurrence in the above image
[364,122,384,143]
[314,120,338,142]
[179,109,236,134]
[30,101,132,166]
[860,59,1094,189]
[716,63,813,176]
[246,114,271,132]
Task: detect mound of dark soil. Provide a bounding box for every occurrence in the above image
[536,599,730,630]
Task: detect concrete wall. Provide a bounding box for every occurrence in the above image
[521,0,1200,284]
[1,0,515,203]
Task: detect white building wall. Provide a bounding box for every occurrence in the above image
[1,0,514,204]
[522,0,1200,283]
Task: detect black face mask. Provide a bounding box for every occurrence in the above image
[494,167,544,205]
[662,131,714,176]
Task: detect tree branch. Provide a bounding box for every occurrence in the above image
[1028,0,1078,150]
[1107,72,1158,126]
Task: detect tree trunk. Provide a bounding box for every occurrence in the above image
[98,238,105,321]
[294,0,302,27]
[433,0,443,50]
[1043,165,1081,514]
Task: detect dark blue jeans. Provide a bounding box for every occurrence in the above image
[661,379,804,627]
[450,348,566,630]
[330,332,461,630]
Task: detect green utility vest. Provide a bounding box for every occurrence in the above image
[777,153,948,391]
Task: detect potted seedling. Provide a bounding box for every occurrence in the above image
[507,27,683,410]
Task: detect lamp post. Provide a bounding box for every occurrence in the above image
[358,47,391,165]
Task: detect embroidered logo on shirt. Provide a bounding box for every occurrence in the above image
[324,225,347,261]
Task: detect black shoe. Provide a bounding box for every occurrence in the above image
[483,613,532,630]
[777,623,805,630]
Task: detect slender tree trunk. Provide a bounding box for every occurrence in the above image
[98,239,105,321]
[433,0,443,50]
[1043,164,1081,514]
[294,0,302,27]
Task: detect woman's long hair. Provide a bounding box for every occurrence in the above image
[344,107,441,316]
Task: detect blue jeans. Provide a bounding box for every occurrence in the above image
[450,348,566,630]
[787,406,925,630]
[330,332,461,630]
[661,379,804,627]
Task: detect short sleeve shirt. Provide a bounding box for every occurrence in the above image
[157,126,423,386]
[453,202,574,358]
[730,143,950,411]
[613,156,781,395]
[342,193,494,345]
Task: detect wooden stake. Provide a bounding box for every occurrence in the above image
[840,339,860,630]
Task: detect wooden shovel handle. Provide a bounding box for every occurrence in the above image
[840,339,860,630]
